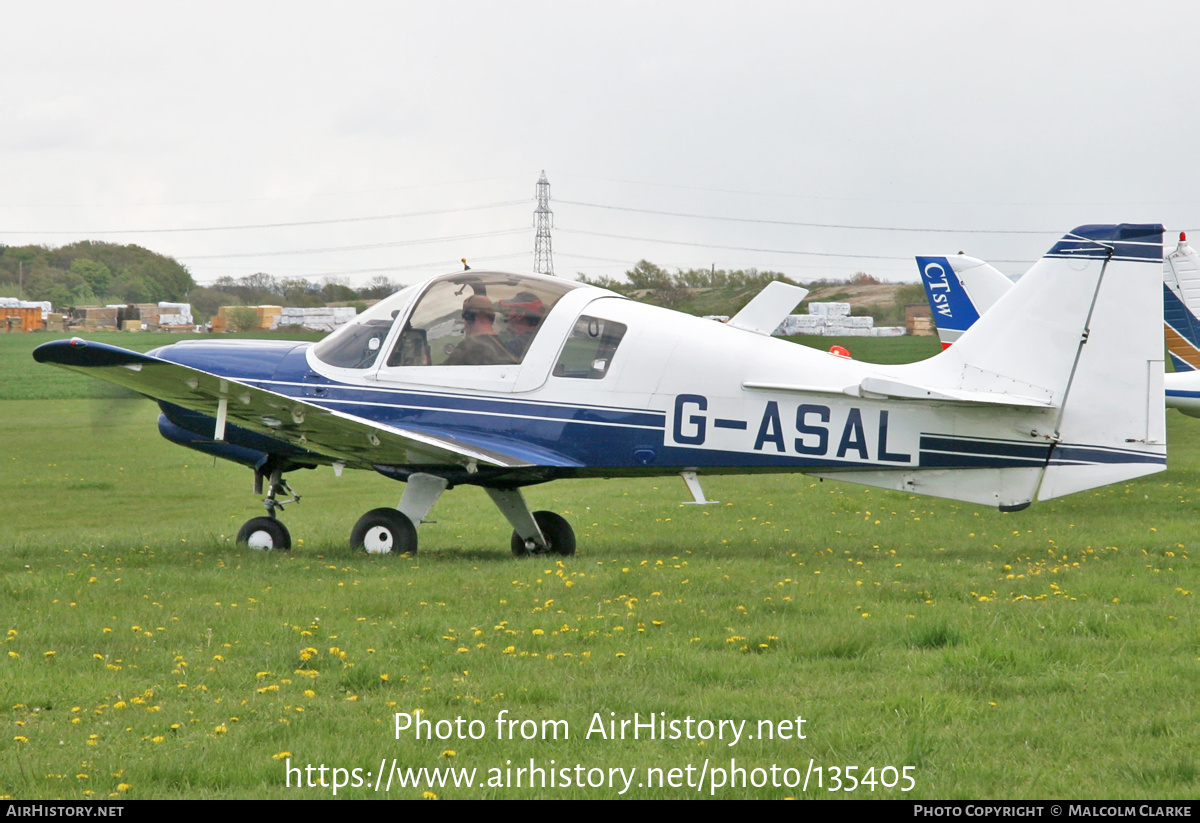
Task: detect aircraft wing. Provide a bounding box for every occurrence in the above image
[33,338,532,471]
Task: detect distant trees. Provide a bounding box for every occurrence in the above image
[0,241,195,306]
[0,241,418,321]
[223,306,260,333]
[576,261,915,321]
[579,260,799,294]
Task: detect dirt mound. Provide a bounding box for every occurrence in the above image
[803,282,906,308]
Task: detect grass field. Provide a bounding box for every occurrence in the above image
[0,330,1196,799]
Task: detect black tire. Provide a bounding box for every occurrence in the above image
[237,516,291,551]
[511,511,576,557]
[351,508,417,555]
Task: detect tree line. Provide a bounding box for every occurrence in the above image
[0,241,194,308]
[0,240,904,324]
[0,241,407,321]
[578,260,798,294]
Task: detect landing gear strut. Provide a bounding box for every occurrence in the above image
[510,510,575,557]
[486,488,576,557]
[236,466,298,551]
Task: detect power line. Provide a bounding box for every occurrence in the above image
[0,200,528,235]
[558,199,1050,235]
[558,228,1035,265]
[0,173,534,209]
[556,172,1200,208]
[182,228,529,260]
[193,252,533,284]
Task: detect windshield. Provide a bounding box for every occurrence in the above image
[311,283,419,369]
[386,272,580,368]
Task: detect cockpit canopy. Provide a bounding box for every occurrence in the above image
[312,271,583,371]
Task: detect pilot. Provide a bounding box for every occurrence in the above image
[499,291,545,358]
[444,294,518,366]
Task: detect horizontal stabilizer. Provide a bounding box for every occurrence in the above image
[727,281,809,335]
[742,377,1052,408]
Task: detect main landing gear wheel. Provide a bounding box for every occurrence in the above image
[237,516,292,550]
[351,508,418,555]
[511,511,576,557]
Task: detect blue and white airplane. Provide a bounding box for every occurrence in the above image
[34,224,1166,556]
[918,229,1200,418]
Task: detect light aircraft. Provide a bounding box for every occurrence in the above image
[34,224,1166,557]
[918,229,1200,418]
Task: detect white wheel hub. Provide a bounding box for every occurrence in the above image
[362,526,395,554]
[246,530,274,550]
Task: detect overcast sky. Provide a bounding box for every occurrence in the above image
[3,0,1198,289]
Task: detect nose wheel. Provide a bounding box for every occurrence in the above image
[236,465,299,551]
[237,516,292,550]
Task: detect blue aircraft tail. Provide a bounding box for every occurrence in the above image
[916,254,1012,349]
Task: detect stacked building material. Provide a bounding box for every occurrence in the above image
[135,302,195,328]
[212,305,356,333]
[0,306,43,332]
[774,301,906,338]
[278,306,358,332]
[83,307,119,331]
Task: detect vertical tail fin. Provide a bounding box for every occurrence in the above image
[947,224,1165,500]
[917,254,1012,348]
[882,224,1166,506]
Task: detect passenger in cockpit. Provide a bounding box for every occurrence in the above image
[444,294,518,366]
[500,291,545,358]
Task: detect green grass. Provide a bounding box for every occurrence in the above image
[0,331,1195,799]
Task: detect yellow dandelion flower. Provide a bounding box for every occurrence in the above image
[273,752,291,760]
[423,791,438,800]
[441,750,456,758]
